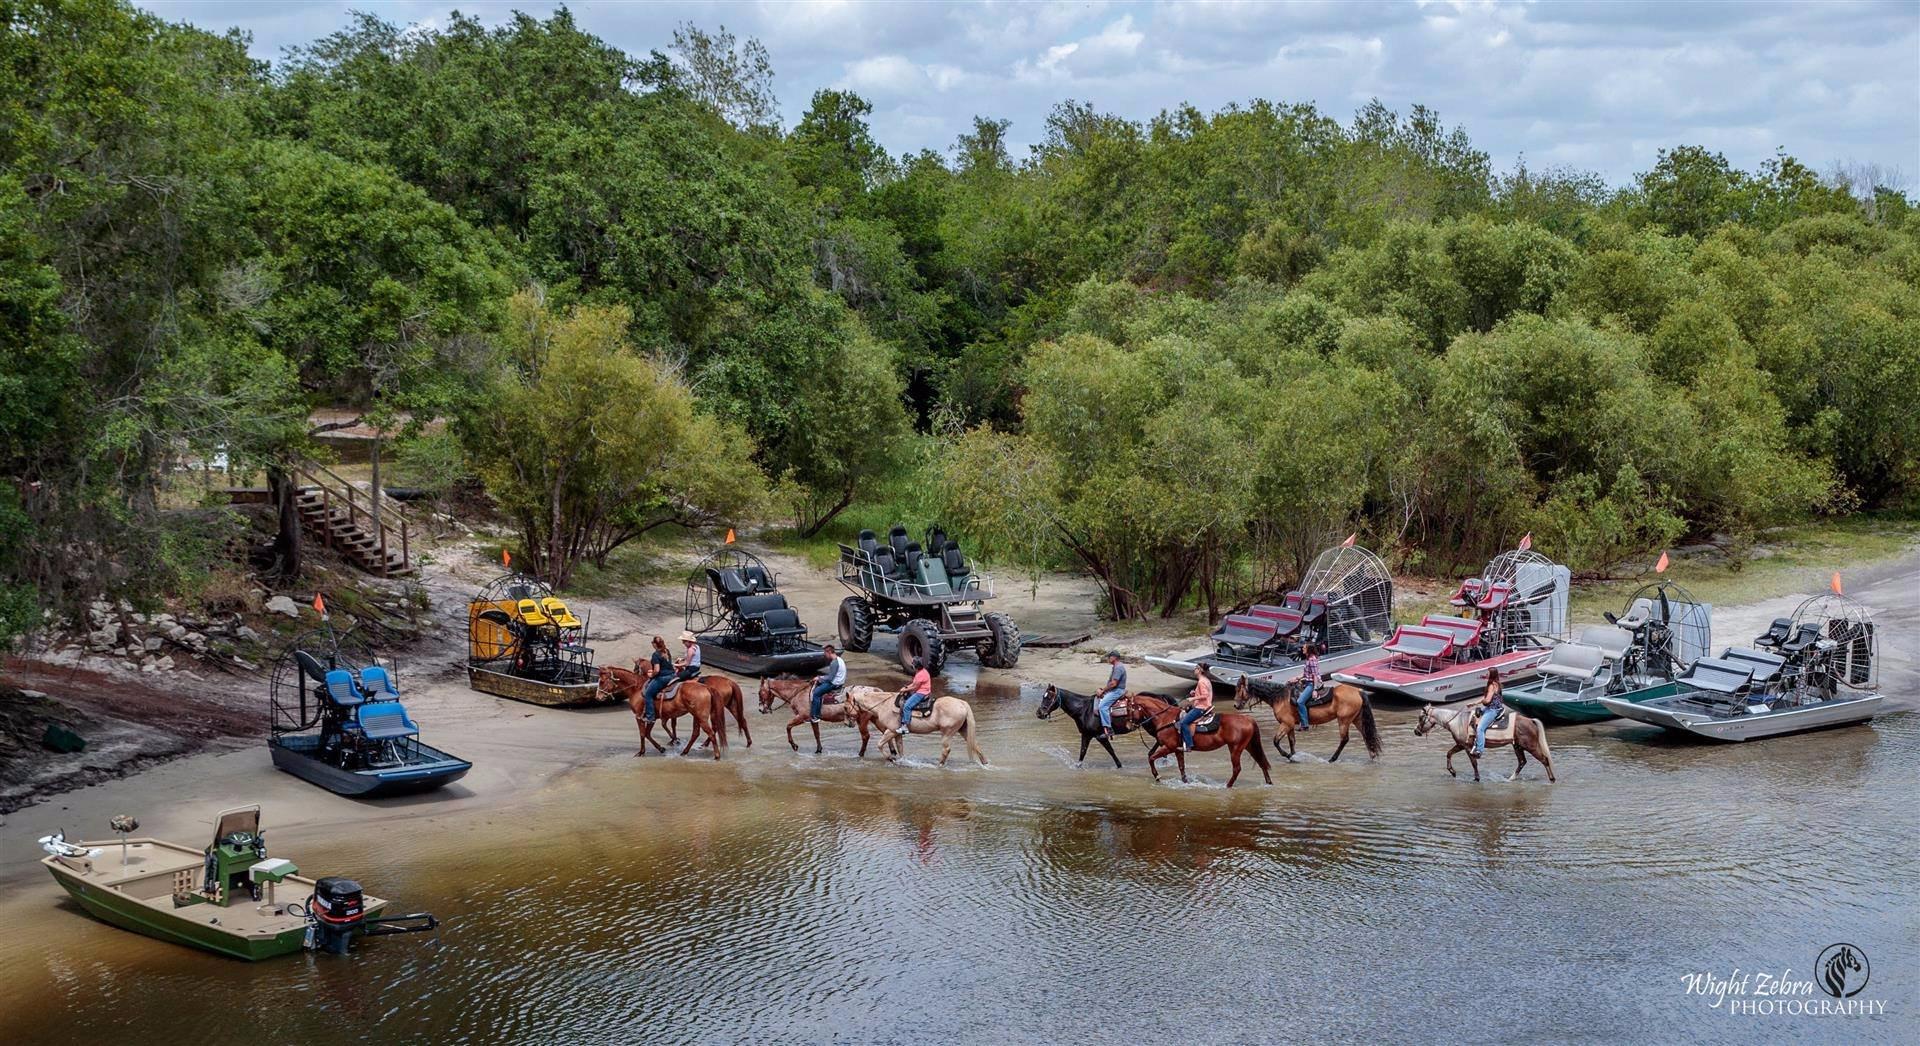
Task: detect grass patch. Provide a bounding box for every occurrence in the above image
[565,539,688,597]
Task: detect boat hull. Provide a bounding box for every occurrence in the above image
[1503,680,1684,726]
[1332,648,1550,702]
[1146,643,1383,686]
[270,738,471,798]
[697,641,831,678]
[468,666,612,707]
[1597,692,1884,741]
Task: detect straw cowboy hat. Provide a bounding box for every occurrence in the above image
[679,630,697,644]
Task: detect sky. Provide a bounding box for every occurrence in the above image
[139,0,1920,186]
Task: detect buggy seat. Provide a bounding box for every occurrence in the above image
[1678,657,1757,695]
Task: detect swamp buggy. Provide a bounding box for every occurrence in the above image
[835,525,1019,674]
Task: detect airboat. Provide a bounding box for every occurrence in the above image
[38,805,437,960]
[1598,591,1884,741]
[1333,545,1570,702]
[1147,541,1395,685]
[1504,579,1713,725]
[686,547,832,676]
[269,629,471,797]
[466,571,608,706]
[834,525,1020,673]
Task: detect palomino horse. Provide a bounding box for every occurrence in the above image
[756,674,878,756]
[597,664,729,760]
[1036,684,1154,768]
[634,659,753,749]
[1126,692,1272,787]
[842,687,987,766]
[1234,676,1383,762]
[1414,703,1555,782]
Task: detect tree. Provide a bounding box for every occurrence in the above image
[668,22,778,131]
[459,292,762,586]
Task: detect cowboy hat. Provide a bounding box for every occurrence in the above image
[679,630,697,644]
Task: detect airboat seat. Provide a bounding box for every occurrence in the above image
[540,598,580,628]
[356,701,419,741]
[1577,625,1635,661]
[515,599,553,627]
[1246,605,1304,638]
[742,565,775,593]
[1475,581,1514,611]
[1780,624,1823,655]
[708,567,755,603]
[505,583,533,602]
[357,665,400,698]
[1538,643,1609,683]
[323,669,366,709]
[1301,595,1328,626]
[735,593,792,620]
[1281,591,1306,610]
[1753,617,1793,648]
[1420,614,1484,649]
[1213,615,1279,647]
[1617,598,1655,630]
[1723,647,1786,684]
[1679,657,1756,695]
[756,607,807,640]
[1382,626,1455,660]
[1448,578,1485,607]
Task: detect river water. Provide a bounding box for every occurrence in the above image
[2,567,1915,1044]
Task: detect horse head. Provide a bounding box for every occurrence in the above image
[1232,674,1253,710]
[1037,684,1061,719]
[1413,705,1439,736]
[756,674,798,714]
[596,665,623,700]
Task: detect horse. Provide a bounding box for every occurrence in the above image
[1036,683,1153,768]
[843,686,987,766]
[597,664,728,760]
[634,658,752,749]
[756,674,878,756]
[1234,675,1382,762]
[1126,692,1272,787]
[1413,703,1554,782]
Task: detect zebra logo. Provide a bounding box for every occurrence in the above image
[1816,943,1870,999]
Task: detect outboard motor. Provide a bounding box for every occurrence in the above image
[307,876,366,954]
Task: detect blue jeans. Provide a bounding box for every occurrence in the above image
[899,692,927,727]
[1177,706,1207,748]
[810,679,836,719]
[1095,687,1124,730]
[1474,704,1501,752]
[1295,681,1315,726]
[641,676,669,720]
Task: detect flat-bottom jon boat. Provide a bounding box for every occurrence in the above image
[1599,687,1883,741]
[38,805,433,960]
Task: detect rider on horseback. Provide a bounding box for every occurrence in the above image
[1178,670,1215,751]
[1471,668,1503,756]
[809,643,845,724]
[639,635,673,724]
[1095,652,1127,739]
[894,658,932,740]
[1295,643,1321,732]
[643,630,701,726]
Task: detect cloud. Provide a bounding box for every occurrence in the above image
[1020,14,1147,82]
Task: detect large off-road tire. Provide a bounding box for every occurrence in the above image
[837,596,875,652]
[898,618,946,674]
[978,611,1022,669]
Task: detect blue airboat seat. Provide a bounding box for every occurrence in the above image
[323,669,366,708]
[356,700,419,741]
[358,665,399,698]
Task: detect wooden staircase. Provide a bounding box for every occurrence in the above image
[294,465,416,578]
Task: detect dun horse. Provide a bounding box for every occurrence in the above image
[597,664,731,759]
[757,674,878,756]
[1036,683,1149,768]
[843,688,987,766]
[1234,676,1382,762]
[1414,703,1555,782]
[1127,692,1272,787]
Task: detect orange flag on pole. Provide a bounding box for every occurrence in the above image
[312,593,327,618]
[1654,551,1669,574]
[1518,532,1532,552]
[502,548,511,568]
[725,528,736,544]
[1341,533,1356,548]
[1831,572,1843,595]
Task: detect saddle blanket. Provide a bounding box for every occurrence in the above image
[1473,706,1515,741]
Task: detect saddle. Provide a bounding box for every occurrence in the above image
[1302,687,1335,709]
[818,686,845,705]
[894,693,935,719]
[1473,706,1514,736]
[1191,710,1221,735]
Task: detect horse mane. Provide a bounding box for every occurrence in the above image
[1246,677,1289,701]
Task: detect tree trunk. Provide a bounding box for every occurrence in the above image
[267,465,302,581]
[798,485,855,538]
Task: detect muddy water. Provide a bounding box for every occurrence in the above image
[2,568,1916,1043]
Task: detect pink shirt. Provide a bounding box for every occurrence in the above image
[1191,673,1213,711]
[910,668,932,695]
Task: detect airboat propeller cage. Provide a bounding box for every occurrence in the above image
[1296,543,1394,648]
[468,571,591,665]
[1616,579,1713,666]
[1789,592,1879,689]
[1477,548,1571,649]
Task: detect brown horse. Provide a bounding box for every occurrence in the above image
[756,674,878,755]
[1126,692,1272,787]
[1234,675,1383,762]
[633,658,752,749]
[597,664,728,759]
[1414,703,1555,782]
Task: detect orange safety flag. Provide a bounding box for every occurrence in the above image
[1831,572,1843,595]
[313,593,327,617]
[1341,533,1356,548]
[1654,551,1669,574]
[725,528,736,544]
[502,548,511,568]
[1518,532,1532,551]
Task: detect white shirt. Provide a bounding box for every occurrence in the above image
[825,656,846,686]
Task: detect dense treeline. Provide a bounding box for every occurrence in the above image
[3,1,1915,630]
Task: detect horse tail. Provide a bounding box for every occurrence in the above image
[963,703,987,765]
[1248,719,1273,773]
[1357,689,1384,758]
[1532,715,1551,763]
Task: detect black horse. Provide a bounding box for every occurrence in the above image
[1037,683,1160,768]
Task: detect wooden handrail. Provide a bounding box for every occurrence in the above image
[294,462,417,576]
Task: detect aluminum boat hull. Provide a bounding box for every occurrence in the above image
[1596,692,1884,741]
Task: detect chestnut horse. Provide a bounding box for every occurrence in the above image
[597,664,728,759]
[1126,692,1271,787]
[1414,703,1555,782]
[1233,675,1382,762]
[633,658,753,749]
[756,674,878,755]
